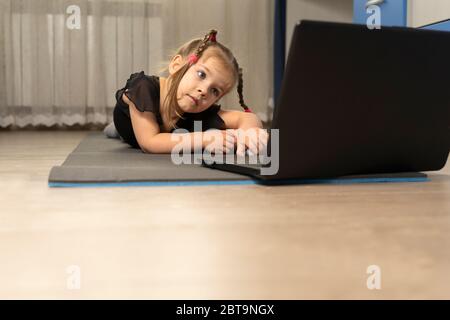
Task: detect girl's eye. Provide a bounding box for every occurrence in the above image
[197,70,206,79]
[197,69,220,96]
[212,88,220,97]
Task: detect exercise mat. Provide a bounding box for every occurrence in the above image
[48,132,428,187]
[48,132,254,187]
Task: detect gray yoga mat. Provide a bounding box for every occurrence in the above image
[48,132,429,187]
[48,132,253,187]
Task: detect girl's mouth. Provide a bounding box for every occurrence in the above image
[188,95,198,106]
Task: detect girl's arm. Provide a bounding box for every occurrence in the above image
[125,93,227,153]
[218,109,263,129]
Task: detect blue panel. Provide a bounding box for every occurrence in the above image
[353,0,407,27]
[420,19,450,31]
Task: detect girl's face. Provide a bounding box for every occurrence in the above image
[176,55,235,113]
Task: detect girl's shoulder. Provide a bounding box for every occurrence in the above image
[119,71,161,115]
[125,71,160,92]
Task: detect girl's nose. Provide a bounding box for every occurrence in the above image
[197,88,207,98]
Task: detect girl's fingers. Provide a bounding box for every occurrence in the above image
[258,130,269,154]
[224,140,235,151]
[258,135,268,152]
[228,128,270,156]
[248,139,259,155]
[209,147,224,155]
[233,130,245,156]
[247,134,268,154]
[222,131,235,152]
[236,141,246,156]
[225,133,236,146]
[259,130,269,142]
[225,146,234,154]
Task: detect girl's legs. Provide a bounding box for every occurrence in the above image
[103,121,120,139]
[113,105,140,148]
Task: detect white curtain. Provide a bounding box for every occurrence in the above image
[0,0,273,128]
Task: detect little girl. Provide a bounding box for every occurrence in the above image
[110,29,268,155]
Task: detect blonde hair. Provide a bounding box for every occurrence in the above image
[161,30,250,130]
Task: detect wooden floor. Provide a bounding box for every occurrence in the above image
[1,130,449,299]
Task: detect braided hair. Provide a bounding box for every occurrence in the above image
[162,29,251,130]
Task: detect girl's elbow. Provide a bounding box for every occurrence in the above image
[138,143,150,154]
[140,146,151,154]
[252,114,264,128]
[140,139,166,154]
[140,142,158,154]
[240,113,262,129]
[138,139,155,154]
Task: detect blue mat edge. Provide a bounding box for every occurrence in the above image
[48,180,257,188]
[48,176,430,188]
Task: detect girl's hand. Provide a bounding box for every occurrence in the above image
[203,129,236,154]
[233,128,269,156]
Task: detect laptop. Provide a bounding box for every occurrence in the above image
[202,20,450,182]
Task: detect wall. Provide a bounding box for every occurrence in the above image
[286,0,353,55]
[408,0,450,27]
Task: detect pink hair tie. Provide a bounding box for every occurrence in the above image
[244,108,253,113]
[209,33,217,42]
[188,54,199,65]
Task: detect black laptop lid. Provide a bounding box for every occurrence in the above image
[271,20,450,179]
